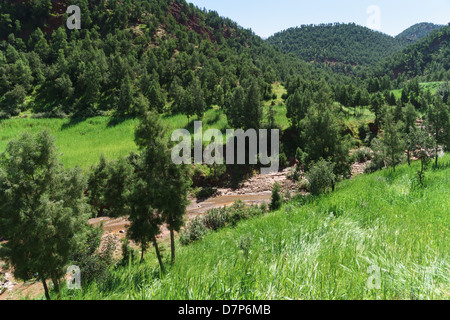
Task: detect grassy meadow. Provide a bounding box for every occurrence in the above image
[55,155,450,300]
[0,84,294,170]
[391,81,445,100]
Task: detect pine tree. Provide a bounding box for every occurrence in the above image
[135,111,191,265]
[270,183,283,211]
[300,105,351,187]
[379,109,405,171]
[0,132,91,299]
[426,97,450,166]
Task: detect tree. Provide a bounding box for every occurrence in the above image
[286,88,310,131]
[378,110,405,171]
[407,128,436,186]
[135,111,191,264]
[269,182,282,211]
[426,97,450,166]
[305,159,336,196]
[370,93,384,127]
[0,132,90,299]
[243,79,263,130]
[300,105,352,189]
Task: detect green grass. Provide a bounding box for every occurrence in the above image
[391,81,445,100]
[0,117,140,170]
[0,84,292,170]
[57,155,450,300]
[0,109,231,170]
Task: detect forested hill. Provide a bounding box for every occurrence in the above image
[371,25,450,80]
[267,23,407,72]
[396,22,445,42]
[0,0,342,119]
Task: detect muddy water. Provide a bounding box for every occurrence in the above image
[186,192,272,216]
[88,192,273,234]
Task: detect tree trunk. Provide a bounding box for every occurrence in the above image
[51,277,60,296]
[435,148,439,167]
[170,229,175,264]
[152,236,164,273]
[41,278,51,300]
[140,242,145,263]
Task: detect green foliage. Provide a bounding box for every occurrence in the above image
[71,229,118,286]
[270,182,283,211]
[378,109,406,171]
[300,105,352,179]
[268,23,407,71]
[425,98,450,165]
[396,23,445,42]
[0,131,91,299]
[0,0,339,118]
[59,154,450,300]
[373,25,450,80]
[180,216,208,246]
[305,159,336,195]
[203,207,229,231]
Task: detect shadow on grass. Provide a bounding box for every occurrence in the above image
[107,116,132,128]
[61,117,86,130]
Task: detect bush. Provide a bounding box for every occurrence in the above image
[279,153,288,168]
[180,216,208,245]
[71,229,118,286]
[353,147,372,163]
[270,182,283,211]
[228,200,249,226]
[305,159,336,195]
[203,207,229,231]
[195,187,218,199]
[120,238,138,266]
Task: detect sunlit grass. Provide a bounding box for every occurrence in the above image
[57,154,450,300]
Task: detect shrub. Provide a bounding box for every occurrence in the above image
[354,147,372,163]
[71,230,118,286]
[195,187,218,199]
[305,159,336,195]
[270,182,283,211]
[228,200,249,226]
[203,207,229,231]
[120,238,138,266]
[279,153,288,168]
[180,216,208,245]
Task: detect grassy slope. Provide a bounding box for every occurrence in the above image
[391,81,444,100]
[58,155,450,300]
[0,84,291,170]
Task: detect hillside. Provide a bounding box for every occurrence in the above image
[56,155,450,300]
[267,23,407,72]
[372,25,450,80]
[396,22,445,42]
[0,0,343,119]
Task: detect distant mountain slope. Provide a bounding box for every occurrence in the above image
[396,22,445,42]
[372,25,450,79]
[267,23,407,71]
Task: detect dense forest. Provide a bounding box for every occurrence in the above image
[267,23,408,72]
[395,22,445,42]
[370,25,450,81]
[0,0,348,120]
